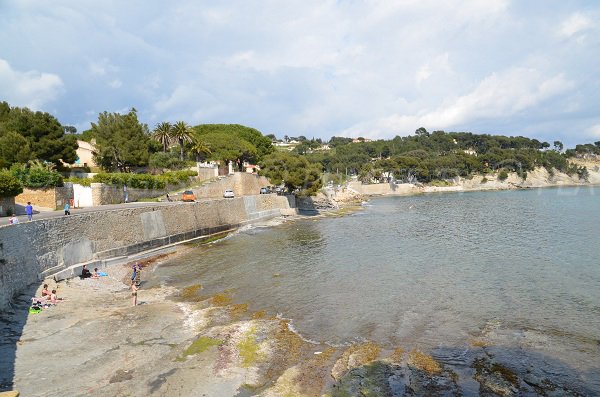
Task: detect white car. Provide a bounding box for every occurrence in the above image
[223,189,235,198]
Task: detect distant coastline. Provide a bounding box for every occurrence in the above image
[338,161,600,200]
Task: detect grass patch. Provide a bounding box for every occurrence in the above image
[137,197,160,202]
[176,336,222,361]
[408,349,442,374]
[230,303,249,317]
[238,326,264,367]
[210,293,232,306]
[387,347,404,362]
[469,338,489,348]
[180,284,202,300]
[251,310,267,320]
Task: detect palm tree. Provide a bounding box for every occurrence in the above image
[171,121,194,160]
[152,122,172,152]
[191,138,212,162]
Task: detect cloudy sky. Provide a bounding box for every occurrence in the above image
[1,0,599,145]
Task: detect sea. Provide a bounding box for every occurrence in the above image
[153,186,600,393]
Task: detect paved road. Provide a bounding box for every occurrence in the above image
[7,200,193,224]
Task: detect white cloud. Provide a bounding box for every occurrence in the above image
[0,58,64,109]
[587,124,600,138]
[1,1,598,144]
[559,13,592,37]
[345,68,575,139]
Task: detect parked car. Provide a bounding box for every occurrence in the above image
[259,187,269,194]
[274,186,282,195]
[181,190,196,202]
[223,189,235,198]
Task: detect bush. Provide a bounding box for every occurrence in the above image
[8,163,63,188]
[91,170,197,189]
[64,176,92,186]
[498,170,509,181]
[481,177,488,184]
[26,168,64,188]
[0,170,23,197]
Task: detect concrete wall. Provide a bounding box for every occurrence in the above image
[0,194,291,310]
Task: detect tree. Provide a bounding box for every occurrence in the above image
[153,122,172,152]
[90,109,153,172]
[191,138,212,162]
[0,101,78,167]
[553,141,564,152]
[0,170,23,197]
[0,131,32,169]
[415,127,429,136]
[199,132,257,168]
[171,121,194,160]
[259,152,323,195]
[193,124,273,161]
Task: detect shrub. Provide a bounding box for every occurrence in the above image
[481,177,488,184]
[64,177,92,186]
[91,171,196,189]
[26,168,64,188]
[498,170,509,181]
[0,170,23,197]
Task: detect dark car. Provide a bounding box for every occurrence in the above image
[259,187,269,194]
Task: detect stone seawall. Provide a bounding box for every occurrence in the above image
[0,194,290,311]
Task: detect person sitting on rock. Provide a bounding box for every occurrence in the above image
[41,284,51,297]
[80,265,92,279]
[50,290,64,304]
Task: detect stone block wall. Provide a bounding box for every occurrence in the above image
[0,194,291,310]
[0,197,16,216]
[15,186,74,210]
[90,182,188,206]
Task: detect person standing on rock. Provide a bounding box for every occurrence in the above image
[131,280,139,306]
[25,202,33,221]
[135,263,141,286]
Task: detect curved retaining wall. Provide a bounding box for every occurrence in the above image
[0,195,290,311]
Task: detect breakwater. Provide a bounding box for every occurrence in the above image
[0,195,291,311]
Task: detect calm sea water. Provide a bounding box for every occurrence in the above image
[155,186,600,392]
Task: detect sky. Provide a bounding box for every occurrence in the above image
[1,0,599,146]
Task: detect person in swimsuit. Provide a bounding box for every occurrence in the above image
[131,280,139,306]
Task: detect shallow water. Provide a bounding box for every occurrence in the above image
[156,186,600,393]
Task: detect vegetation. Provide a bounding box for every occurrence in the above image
[2,99,598,198]
[0,101,78,169]
[177,337,222,361]
[91,170,197,189]
[301,129,592,184]
[10,161,64,188]
[88,108,157,172]
[259,151,323,195]
[0,170,23,197]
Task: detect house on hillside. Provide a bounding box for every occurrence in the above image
[72,140,97,168]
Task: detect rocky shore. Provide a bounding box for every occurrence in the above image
[1,242,590,396]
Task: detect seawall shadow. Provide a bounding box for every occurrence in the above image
[0,283,40,391]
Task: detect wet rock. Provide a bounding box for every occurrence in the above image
[331,341,381,380]
[473,358,519,396]
[329,361,403,396]
[404,366,462,397]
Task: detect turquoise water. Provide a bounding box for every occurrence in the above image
[156,186,599,392]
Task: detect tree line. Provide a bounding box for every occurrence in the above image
[1,100,598,198]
